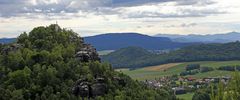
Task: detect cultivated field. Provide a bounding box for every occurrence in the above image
[118,61,240,80]
[144,63,183,71]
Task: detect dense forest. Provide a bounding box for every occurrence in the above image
[102,42,240,68]
[0,25,176,100]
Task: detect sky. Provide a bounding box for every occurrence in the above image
[0,0,240,37]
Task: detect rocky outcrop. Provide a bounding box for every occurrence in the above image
[75,44,100,62]
[113,77,127,87]
[72,78,90,98]
[72,76,128,98]
[1,43,22,55]
[72,77,107,98]
[91,77,107,97]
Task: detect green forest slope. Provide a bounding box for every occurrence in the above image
[102,42,240,68]
[0,25,176,100]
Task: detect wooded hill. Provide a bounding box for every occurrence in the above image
[102,42,240,68]
[0,25,176,100]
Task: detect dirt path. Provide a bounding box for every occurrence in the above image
[144,63,182,71]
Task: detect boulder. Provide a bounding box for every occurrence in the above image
[75,44,100,62]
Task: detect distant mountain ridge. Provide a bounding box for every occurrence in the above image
[155,32,240,43]
[0,38,16,44]
[84,33,191,51]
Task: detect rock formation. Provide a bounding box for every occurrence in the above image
[72,78,91,98]
[91,77,107,97]
[72,77,107,99]
[75,44,100,62]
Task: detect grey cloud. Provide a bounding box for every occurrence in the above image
[124,8,225,19]
[136,26,142,28]
[110,0,216,7]
[176,0,216,6]
[0,0,28,4]
[147,25,154,28]
[0,0,221,19]
[180,23,197,27]
[110,0,173,7]
[165,23,197,28]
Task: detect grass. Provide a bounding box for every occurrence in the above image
[177,93,194,100]
[117,61,240,80]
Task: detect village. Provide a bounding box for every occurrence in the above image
[143,75,231,95]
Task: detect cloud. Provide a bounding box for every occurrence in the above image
[175,0,216,6]
[164,23,198,28]
[110,0,172,7]
[180,23,197,27]
[119,4,225,19]
[0,0,224,19]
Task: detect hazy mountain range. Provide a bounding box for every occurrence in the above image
[1,32,240,50]
[84,33,190,51]
[0,38,16,44]
[155,32,240,43]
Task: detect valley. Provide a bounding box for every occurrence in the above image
[2,0,240,99]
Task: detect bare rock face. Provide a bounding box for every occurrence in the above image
[1,43,23,55]
[75,44,100,62]
[91,78,107,97]
[72,77,108,98]
[72,78,90,97]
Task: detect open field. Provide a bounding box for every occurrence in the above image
[117,61,240,80]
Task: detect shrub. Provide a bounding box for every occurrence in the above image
[180,70,199,76]
[186,64,200,71]
[200,67,214,73]
[218,66,235,71]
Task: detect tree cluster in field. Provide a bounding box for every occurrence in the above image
[200,67,214,73]
[186,64,200,71]
[180,64,213,76]
[218,65,240,71]
[180,70,199,76]
[0,24,176,100]
[179,64,240,76]
[102,42,240,68]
